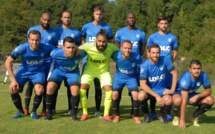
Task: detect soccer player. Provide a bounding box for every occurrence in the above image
[53,10,81,115]
[112,40,144,124]
[139,44,180,124]
[178,60,214,128]
[5,30,55,120]
[45,37,85,121]
[114,12,146,118]
[24,12,58,117]
[79,29,119,121]
[1,54,12,84]
[81,5,114,118]
[147,15,179,121]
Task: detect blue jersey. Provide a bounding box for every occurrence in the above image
[147,32,178,60]
[81,22,113,43]
[54,25,81,46]
[27,25,58,46]
[140,56,175,92]
[176,71,211,94]
[112,51,143,78]
[115,27,146,54]
[11,42,55,72]
[50,48,85,73]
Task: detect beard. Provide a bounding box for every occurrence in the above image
[41,23,50,30]
[96,44,107,52]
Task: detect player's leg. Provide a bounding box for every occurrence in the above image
[10,70,28,119]
[190,94,214,126]
[94,78,102,118]
[158,95,172,124]
[138,90,149,123]
[30,72,46,120]
[64,79,72,115]
[172,94,182,126]
[150,97,156,120]
[100,72,113,122]
[24,81,34,116]
[45,69,63,120]
[79,71,94,121]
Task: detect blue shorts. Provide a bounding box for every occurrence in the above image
[153,88,166,96]
[15,70,45,87]
[187,92,201,106]
[112,76,138,92]
[48,68,80,87]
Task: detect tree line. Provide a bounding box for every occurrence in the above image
[0,0,215,79]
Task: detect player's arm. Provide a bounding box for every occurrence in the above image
[179,90,188,129]
[108,38,114,44]
[139,42,146,56]
[140,79,164,107]
[189,88,212,104]
[5,56,19,93]
[114,41,120,48]
[172,50,178,62]
[169,69,178,94]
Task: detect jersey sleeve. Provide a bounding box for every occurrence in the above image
[111,51,118,63]
[110,43,120,53]
[203,72,211,89]
[81,25,87,38]
[79,43,91,53]
[140,32,146,46]
[147,35,154,48]
[179,76,190,91]
[140,63,148,80]
[75,31,81,45]
[10,44,26,60]
[114,30,121,44]
[52,32,58,46]
[164,57,175,72]
[172,35,178,50]
[79,50,86,59]
[107,26,113,39]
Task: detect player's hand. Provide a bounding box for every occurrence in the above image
[179,120,186,129]
[9,81,19,94]
[163,89,171,95]
[156,96,164,107]
[189,95,198,104]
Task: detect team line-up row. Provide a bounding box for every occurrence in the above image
[3,6,214,129]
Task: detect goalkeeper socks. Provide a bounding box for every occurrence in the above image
[80,89,88,114]
[104,90,113,116]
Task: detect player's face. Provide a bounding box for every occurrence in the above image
[61,12,71,26]
[95,35,107,52]
[149,48,160,63]
[189,64,201,79]
[126,14,136,26]
[93,10,103,22]
[158,20,168,32]
[121,42,132,58]
[40,14,51,30]
[28,34,41,51]
[63,42,76,58]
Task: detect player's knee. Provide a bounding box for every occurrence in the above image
[35,88,43,96]
[131,91,138,100]
[46,83,56,95]
[138,90,148,101]
[163,95,172,105]
[112,91,119,100]
[205,96,214,105]
[173,95,182,106]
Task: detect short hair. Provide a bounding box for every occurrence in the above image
[62,10,72,17]
[122,40,132,46]
[148,44,160,52]
[126,12,136,18]
[63,37,76,46]
[93,5,104,12]
[189,59,202,68]
[28,30,41,39]
[96,29,107,38]
[157,15,168,23]
[6,54,10,56]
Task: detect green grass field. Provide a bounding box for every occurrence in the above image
[0,74,215,134]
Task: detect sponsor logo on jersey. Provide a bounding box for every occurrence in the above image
[26,59,44,65]
[181,81,186,86]
[89,37,96,42]
[132,41,138,48]
[90,59,106,63]
[168,38,171,42]
[61,66,76,71]
[197,82,201,86]
[160,46,170,52]
[136,34,140,38]
[58,40,63,46]
[48,36,51,40]
[159,66,163,71]
[119,68,134,74]
[148,74,165,82]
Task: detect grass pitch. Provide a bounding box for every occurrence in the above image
[0,75,215,134]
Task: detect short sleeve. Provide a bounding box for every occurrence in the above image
[140,63,148,80]
[203,72,211,89]
[172,35,178,50]
[179,77,190,91]
[164,57,175,72]
[110,43,120,53]
[147,35,154,48]
[140,32,146,45]
[81,25,87,38]
[111,51,118,62]
[10,45,26,60]
[114,30,121,44]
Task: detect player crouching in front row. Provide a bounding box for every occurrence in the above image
[138,44,181,124]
